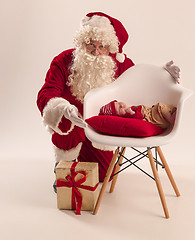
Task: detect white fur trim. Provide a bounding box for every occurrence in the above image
[74,15,119,54]
[54,143,83,162]
[42,97,75,135]
[92,141,116,151]
[116,53,125,63]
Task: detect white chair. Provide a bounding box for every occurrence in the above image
[83,64,193,218]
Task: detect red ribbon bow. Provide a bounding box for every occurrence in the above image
[56,162,99,215]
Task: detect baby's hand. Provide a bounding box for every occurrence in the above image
[127,108,135,115]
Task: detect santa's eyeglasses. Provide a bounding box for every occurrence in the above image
[85,42,109,55]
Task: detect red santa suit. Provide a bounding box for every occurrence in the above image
[36,12,134,181]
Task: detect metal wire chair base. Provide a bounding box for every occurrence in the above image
[110,146,165,181]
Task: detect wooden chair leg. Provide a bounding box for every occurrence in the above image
[147,148,170,218]
[93,147,119,215]
[157,146,180,197]
[109,147,126,193]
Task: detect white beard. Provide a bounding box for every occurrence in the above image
[68,48,116,103]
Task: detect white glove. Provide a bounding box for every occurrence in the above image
[163,60,181,83]
[64,105,87,128]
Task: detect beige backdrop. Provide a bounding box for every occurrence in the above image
[0,0,194,163]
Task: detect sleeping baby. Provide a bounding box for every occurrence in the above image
[99,100,177,129]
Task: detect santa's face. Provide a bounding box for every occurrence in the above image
[68,45,116,103]
[84,40,109,56]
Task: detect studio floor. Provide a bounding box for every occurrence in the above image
[1,155,195,240]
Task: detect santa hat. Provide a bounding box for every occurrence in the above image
[74,12,129,63]
[99,100,117,115]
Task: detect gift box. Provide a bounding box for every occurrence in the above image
[55,161,99,214]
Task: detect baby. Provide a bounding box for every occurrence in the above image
[99,100,177,129]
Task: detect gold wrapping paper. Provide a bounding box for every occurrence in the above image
[55,161,99,211]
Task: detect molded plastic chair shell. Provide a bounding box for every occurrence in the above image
[84,64,193,148]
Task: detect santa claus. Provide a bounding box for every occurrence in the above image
[37,12,180,189]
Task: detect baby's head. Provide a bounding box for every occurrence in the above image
[99,100,117,115]
[100,100,135,116]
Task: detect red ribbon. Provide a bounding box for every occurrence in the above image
[56,162,99,215]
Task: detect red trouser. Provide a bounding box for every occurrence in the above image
[78,138,114,182]
[52,127,114,182]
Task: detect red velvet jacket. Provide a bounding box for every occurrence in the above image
[37,49,134,114]
[36,49,134,149]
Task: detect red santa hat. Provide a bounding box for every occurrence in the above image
[74,12,129,63]
[99,100,117,115]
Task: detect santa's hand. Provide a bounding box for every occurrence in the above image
[64,105,87,128]
[163,60,181,83]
